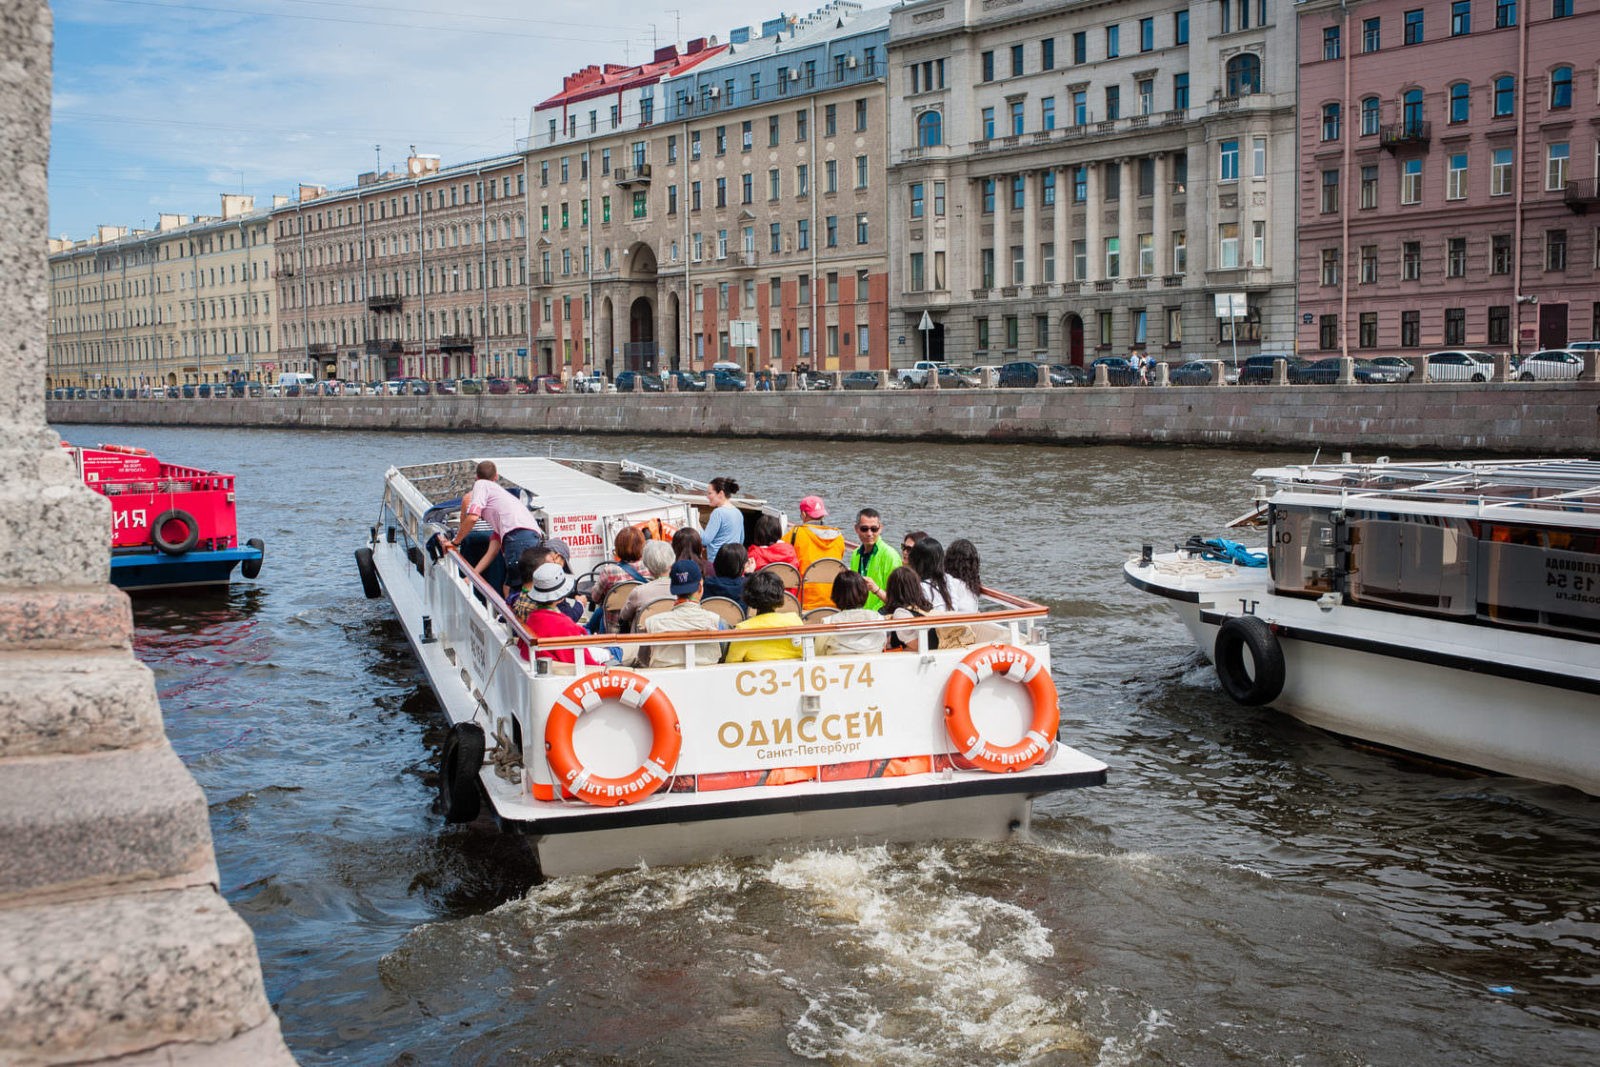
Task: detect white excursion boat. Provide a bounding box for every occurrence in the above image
[356,456,1106,877]
[1126,458,1600,796]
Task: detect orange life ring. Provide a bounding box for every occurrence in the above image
[631,517,676,542]
[544,669,682,806]
[98,444,150,456]
[942,644,1058,773]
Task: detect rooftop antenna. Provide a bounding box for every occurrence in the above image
[667,7,680,44]
[374,144,381,174]
[649,22,656,49]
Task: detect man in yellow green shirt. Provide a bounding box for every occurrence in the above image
[845,507,900,612]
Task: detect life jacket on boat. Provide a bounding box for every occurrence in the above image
[784,523,845,609]
[631,517,676,542]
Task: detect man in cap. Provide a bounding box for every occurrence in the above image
[439,460,544,595]
[514,562,608,667]
[637,559,727,668]
[783,495,845,610]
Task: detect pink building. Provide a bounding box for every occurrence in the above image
[1296,0,1600,357]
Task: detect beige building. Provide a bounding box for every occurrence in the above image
[270,153,531,382]
[528,3,893,377]
[46,194,278,389]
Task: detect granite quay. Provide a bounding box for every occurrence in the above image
[46,381,1600,455]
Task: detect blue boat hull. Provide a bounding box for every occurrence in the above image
[110,547,263,592]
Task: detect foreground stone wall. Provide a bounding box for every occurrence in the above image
[48,382,1600,454]
[1,5,293,1064]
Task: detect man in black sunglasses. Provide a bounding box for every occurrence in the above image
[846,507,901,612]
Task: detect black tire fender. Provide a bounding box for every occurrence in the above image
[1471,373,1486,383]
[1213,615,1287,707]
[150,509,200,555]
[439,722,486,824]
[241,537,265,580]
[408,545,426,576]
[354,546,381,599]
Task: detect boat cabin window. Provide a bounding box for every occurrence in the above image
[1268,506,1340,598]
[1478,523,1600,638]
[1346,517,1476,617]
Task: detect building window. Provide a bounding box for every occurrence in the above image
[1072,31,1087,64]
[982,107,995,140]
[1011,43,1024,77]
[1321,169,1341,213]
[1402,241,1422,280]
[1042,37,1055,70]
[1494,75,1515,116]
[1451,0,1471,35]
[1138,232,1155,275]
[1547,142,1570,190]
[1072,90,1088,125]
[1550,66,1573,109]
[1319,315,1339,350]
[1448,82,1470,124]
[1404,9,1425,44]
[1225,54,1261,97]
[1553,0,1572,17]
[1447,153,1468,199]
[856,214,869,245]
[1042,96,1056,130]
[981,50,994,81]
[909,252,925,291]
[1106,85,1121,120]
[1361,244,1379,283]
[1324,26,1342,60]
[1218,223,1240,268]
[910,182,925,218]
[1011,174,1026,210]
[1546,228,1567,271]
[1491,148,1514,195]
[1401,310,1420,347]
[1321,248,1341,285]
[856,98,868,132]
[630,193,647,219]
[934,181,946,215]
[1491,233,1512,273]
[1105,236,1120,278]
[1220,138,1239,181]
[1010,100,1025,136]
[1173,72,1190,111]
[1106,25,1120,58]
[917,111,943,147]
[1402,159,1423,204]
[1361,165,1379,208]
[1488,305,1510,344]
[1363,17,1382,51]
[1359,312,1379,348]
[1322,102,1342,141]
[1175,10,1189,44]
[1496,0,1517,28]
[1444,307,1466,344]
[1447,236,1468,276]
[797,219,809,251]
[825,216,837,248]
[1004,315,1020,348]
[1361,96,1381,135]
[1139,78,1155,115]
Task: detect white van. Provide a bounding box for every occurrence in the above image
[277,372,316,395]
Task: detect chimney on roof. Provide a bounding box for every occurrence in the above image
[220,193,254,219]
[272,194,289,208]
[729,26,750,44]
[407,154,441,178]
[157,213,190,231]
[298,184,327,203]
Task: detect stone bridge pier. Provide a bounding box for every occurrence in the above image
[0,6,293,1064]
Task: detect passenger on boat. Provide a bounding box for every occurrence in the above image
[816,572,887,655]
[701,476,745,562]
[517,563,610,667]
[532,539,585,622]
[845,507,900,612]
[617,540,678,632]
[944,538,984,606]
[880,566,938,652]
[724,570,804,662]
[746,514,799,573]
[671,526,709,572]
[637,560,728,669]
[585,527,649,634]
[703,543,748,607]
[901,530,929,557]
[439,460,544,594]
[784,497,846,609]
[909,537,980,615]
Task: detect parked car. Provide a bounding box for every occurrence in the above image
[929,366,975,388]
[664,369,707,392]
[840,370,880,390]
[997,361,1047,388]
[1513,349,1583,381]
[1089,356,1142,386]
[456,377,484,395]
[485,377,514,395]
[711,368,747,391]
[433,379,458,395]
[226,381,264,398]
[529,374,564,393]
[1169,360,1218,385]
[1367,356,1415,382]
[406,378,431,395]
[614,370,662,392]
[898,360,949,388]
[1237,354,1307,384]
[1425,350,1495,383]
[570,372,608,393]
[1049,364,1089,387]
[1291,358,1409,385]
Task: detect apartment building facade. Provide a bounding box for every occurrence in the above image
[887,0,1298,365]
[269,152,531,382]
[528,2,892,377]
[46,195,276,389]
[1297,0,1600,356]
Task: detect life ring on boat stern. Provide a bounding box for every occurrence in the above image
[1212,616,1286,707]
[544,669,682,806]
[942,644,1059,773]
[99,444,150,456]
[150,509,200,555]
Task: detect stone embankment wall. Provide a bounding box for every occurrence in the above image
[48,383,1600,454]
[2,5,294,1064]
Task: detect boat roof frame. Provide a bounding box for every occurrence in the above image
[1257,458,1600,525]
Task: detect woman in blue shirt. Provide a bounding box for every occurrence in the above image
[701,476,745,562]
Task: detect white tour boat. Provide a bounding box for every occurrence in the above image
[357,456,1106,877]
[1126,458,1600,795]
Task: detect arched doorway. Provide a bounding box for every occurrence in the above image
[628,296,657,372]
[1063,313,1086,366]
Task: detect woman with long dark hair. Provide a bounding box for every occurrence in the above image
[908,536,980,614]
[880,566,936,651]
[944,538,984,606]
[672,525,709,573]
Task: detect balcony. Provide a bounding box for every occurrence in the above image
[735,250,760,268]
[613,164,652,187]
[439,335,473,352]
[307,342,336,356]
[1564,177,1600,214]
[367,293,402,312]
[365,338,402,355]
[1379,122,1431,152]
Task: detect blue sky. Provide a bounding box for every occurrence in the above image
[49,0,763,239]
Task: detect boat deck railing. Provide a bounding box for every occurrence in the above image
[1261,458,1600,518]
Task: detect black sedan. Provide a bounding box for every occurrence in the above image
[616,371,665,393]
[1089,357,1140,385]
[840,370,879,390]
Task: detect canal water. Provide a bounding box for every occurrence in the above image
[61,424,1599,1065]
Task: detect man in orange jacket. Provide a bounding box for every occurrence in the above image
[784,495,846,610]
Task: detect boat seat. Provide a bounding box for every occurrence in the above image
[758,561,800,588]
[801,557,845,592]
[803,606,838,623]
[779,590,801,616]
[701,596,745,628]
[632,597,677,630]
[603,580,641,612]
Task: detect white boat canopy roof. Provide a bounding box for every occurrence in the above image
[489,457,679,517]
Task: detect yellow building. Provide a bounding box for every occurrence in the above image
[47,194,279,389]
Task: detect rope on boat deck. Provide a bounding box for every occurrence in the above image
[491,718,523,784]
